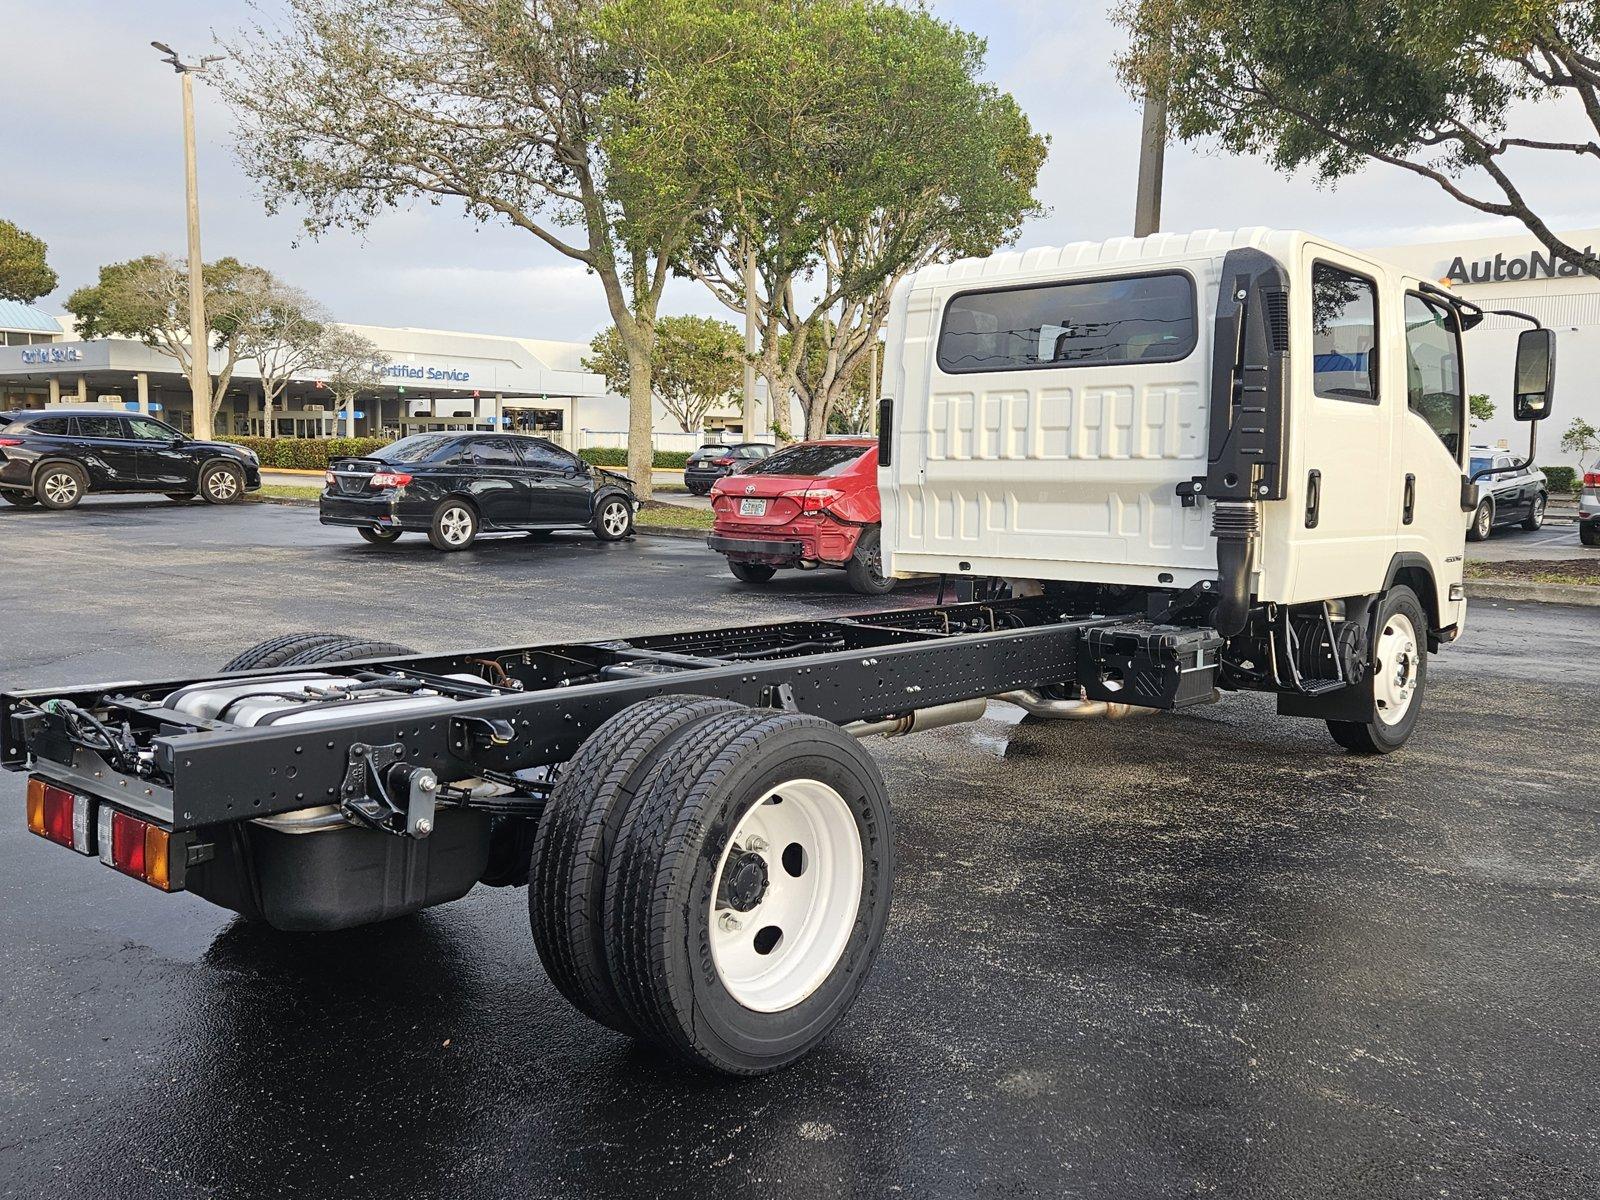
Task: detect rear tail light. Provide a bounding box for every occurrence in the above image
[324,470,336,487]
[25,778,95,854]
[785,487,845,515]
[1585,472,1600,488]
[713,457,734,466]
[0,437,22,447]
[97,807,174,891]
[370,471,412,489]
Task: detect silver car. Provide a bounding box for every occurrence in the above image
[1467,446,1548,541]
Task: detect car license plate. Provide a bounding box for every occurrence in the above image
[739,498,767,517]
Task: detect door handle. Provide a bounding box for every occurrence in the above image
[1403,474,1416,525]
[1304,469,1320,529]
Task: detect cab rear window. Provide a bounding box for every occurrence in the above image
[936,271,1197,374]
[374,434,459,464]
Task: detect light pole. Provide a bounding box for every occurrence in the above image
[152,42,224,441]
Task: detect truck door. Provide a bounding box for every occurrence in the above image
[1294,254,1398,596]
[1397,290,1468,616]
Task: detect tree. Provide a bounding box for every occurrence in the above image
[247,287,329,437]
[1115,0,1600,279]
[0,219,57,303]
[604,0,1047,438]
[1562,416,1600,468]
[315,325,389,432]
[1469,393,1495,426]
[585,315,743,433]
[64,255,278,423]
[218,0,715,499]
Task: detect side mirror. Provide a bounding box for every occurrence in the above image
[1512,328,1556,421]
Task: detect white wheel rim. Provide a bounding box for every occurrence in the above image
[208,470,238,499]
[1373,612,1420,726]
[1478,505,1491,536]
[44,473,78,504]
[1532,497,1544,524]
[440,507,473,544]
[602,502,628,536]
[709,778,863,1013]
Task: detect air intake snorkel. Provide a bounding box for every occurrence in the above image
[1198,248,1292,637]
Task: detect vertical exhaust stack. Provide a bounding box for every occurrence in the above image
[1201,248,1292,637]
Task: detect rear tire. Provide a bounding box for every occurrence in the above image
[1,491,38,507]
[1522,492,1546,531]
[34,463,86,510]
[1467,499,1493,541]
[358,526,402,544]
[605,708,894,1075]
[1327,586,1428,755]
[729,561,776,584]
[529,695,747,1035]
[429,500,478,551]
[845,527,895,596]
[200,462,244,504]
[221,632,416,673]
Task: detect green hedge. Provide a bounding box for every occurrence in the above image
[1544,466,1578,495]
[578,447,692,470]
[220,436,394,471]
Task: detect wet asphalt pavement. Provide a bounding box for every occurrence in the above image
[1,497,1597,1199]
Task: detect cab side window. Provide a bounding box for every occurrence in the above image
[1312,264,1379,403]
[1402,293,1465,459]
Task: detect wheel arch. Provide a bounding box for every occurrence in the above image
[1383,552,1442,643]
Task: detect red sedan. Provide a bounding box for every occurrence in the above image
[707,438,893,594]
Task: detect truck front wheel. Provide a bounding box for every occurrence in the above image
[604,708,894,1075]
[1327,585,1428,754]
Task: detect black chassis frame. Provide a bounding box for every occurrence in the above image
[3,597,1158,834]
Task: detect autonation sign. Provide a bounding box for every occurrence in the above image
[18,346,84,365]
[1443,245,1592,285]
[384,362,473,383]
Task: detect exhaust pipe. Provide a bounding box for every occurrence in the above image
[996,688,1156,720]
[846,697,989,739]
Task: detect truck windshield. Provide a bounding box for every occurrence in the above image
[373,434,459,464]
[743,444,868,477]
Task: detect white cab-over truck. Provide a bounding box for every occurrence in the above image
[5,230,1555,1075]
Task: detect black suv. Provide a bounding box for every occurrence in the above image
[0,408,261,510]
[683,442,774,495]
[320,432,638,551]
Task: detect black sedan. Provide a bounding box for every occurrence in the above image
[319,432,638,551]
[0,408,260,509]
[683,442,774,495]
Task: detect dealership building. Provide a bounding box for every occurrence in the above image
[0,317,657,447]
[1371,226,1597,468]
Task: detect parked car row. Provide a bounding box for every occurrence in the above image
[7,412,1593,565]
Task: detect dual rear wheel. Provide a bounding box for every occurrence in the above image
[529,696,894,1074]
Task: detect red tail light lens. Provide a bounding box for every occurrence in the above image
[713,457,734,466]
[1585,472,1600,488]
[785,487,845,515]
[370,471,412,489]
[25,777,95,854]
[0,437,22,447]
[98,807,174,891]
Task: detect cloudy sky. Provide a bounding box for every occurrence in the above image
[4,0,1595,343]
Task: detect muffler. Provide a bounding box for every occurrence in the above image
[846,697,989,738]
